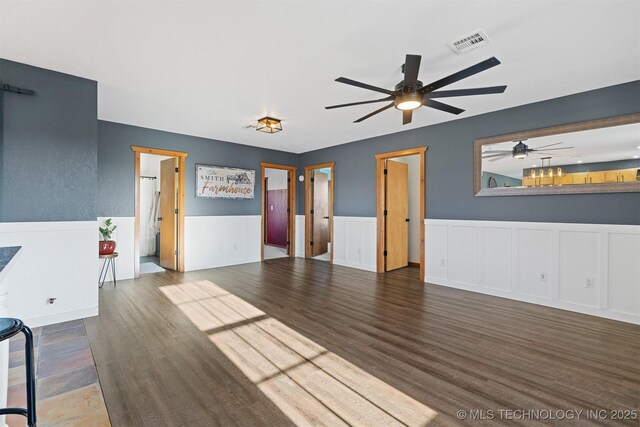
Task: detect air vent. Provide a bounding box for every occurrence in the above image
[447,30,490,55]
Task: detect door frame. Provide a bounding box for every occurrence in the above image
[375,147,427,282]
[260,162,297,260]
[132,145,188,278]
[304,162,335,262]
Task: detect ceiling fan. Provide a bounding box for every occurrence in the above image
[483,140,575,162]
[325,54,507,125]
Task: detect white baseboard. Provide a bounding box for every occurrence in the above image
[425,219,640,325]
[23,306,99,329]
[0,221,99,327]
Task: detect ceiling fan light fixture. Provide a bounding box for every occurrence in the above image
[394,93,422,111]
[256,116,282,134]
[327,55,505,125]
[512,141,529,159]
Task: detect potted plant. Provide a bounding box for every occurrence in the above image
[99,218,117,255]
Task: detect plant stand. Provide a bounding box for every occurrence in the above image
[98,252,118,288]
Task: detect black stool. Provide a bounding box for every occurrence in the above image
[0,318,36,427]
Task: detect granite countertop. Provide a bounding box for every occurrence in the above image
[0,246,22,275]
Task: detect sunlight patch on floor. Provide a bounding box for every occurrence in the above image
[161,280,438,426]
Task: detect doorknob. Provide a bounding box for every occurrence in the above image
[323,216,330,219]
[157,217,163,221]
[405,218,410,222]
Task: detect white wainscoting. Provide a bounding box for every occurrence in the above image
[295,215,305,258]
[0,221,99,327]
[97,217,135,281]
[185,215,261,271]
[425,219,640,324]
[333,216,377,272]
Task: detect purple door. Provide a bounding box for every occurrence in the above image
[266,189,288,247]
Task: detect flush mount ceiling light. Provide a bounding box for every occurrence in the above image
[256,116,282,134]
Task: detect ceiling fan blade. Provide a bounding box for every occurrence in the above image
[403,54,422,91]
[531,147,575,151]
[335,77,395,95]
[489,156,507,162]
[426,85,507,98]
[482,153,511,158]
[420,57,502,94]
[354,102,395,123]
[325,96,394,110]
[531,141,563,149]
[403,110,413,125]
[423,99,464,115]
[483,150,513,154]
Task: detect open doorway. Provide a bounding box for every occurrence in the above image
[304,162,334,263]
[375,147,427,281]
[260,162,296,260]
[139,153,176,274]
[132,146,188,278]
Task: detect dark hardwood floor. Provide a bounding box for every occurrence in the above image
[84,258,640,426]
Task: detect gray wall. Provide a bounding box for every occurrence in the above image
[481,172,522,188]
[299,81,640,225]
[0,59,97,222]
[98,121,299,217]
[3,58,639,225]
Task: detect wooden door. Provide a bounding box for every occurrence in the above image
[285,172,291,255]
[385,160,408,271]
[159,157,178,270]
[312,171,330,256]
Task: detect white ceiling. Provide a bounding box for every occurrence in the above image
[483,123,640,178]
[1,1,639,154]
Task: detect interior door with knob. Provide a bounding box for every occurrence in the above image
[312,171,330,256]
[385,160,408,271]
[159,157,178,270]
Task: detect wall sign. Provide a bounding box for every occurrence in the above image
[195,164,255,199]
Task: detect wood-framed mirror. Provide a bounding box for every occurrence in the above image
[474,113,640,196]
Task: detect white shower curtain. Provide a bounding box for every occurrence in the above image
[140,178,159,256]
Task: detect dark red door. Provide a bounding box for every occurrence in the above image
[266,189,288,247]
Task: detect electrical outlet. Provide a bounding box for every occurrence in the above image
[585,278,594,289]
[440,259,446,267]
[540,272,547,282]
